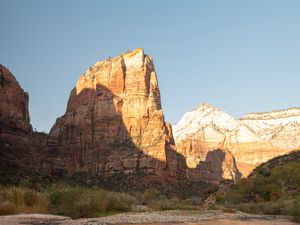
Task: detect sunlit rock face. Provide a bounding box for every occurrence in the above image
[0,65,47,175]
[173,103,300,179]
[47,49,182,178]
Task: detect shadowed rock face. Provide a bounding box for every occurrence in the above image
[0,65,30,129]
[0,65,47,178]
[47,49,182,178]
[6,48,298,184]
[185,148,242,182]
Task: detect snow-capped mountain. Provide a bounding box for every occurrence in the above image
[173,103,300,179]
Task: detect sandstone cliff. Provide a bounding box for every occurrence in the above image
[47,49,183,178]
[4,50,298,185]
[173,103,300,179]
[0,65,47,181]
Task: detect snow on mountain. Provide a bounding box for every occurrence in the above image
[241,108,300,140]
[173,104,300,145]
[173,103,300,179]
[173,103,239,142]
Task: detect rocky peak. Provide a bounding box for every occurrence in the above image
[0,65,48,181]
[174,103,300,180]
[173,103,238,142]
[48,49,181,178]
[68,48,161,113]
[197,103,217,111]
[122,48,145,69]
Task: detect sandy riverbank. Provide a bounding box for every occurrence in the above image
[0,210,298,225]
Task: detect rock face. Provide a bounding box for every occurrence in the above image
[47,49,182,178]
[173,103,300,180]
[0,65,30,130]
[0,65,47,178]
[5,48,299,185]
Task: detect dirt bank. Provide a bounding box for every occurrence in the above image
[0,210,297,225]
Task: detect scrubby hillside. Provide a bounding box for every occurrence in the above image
[219,151,300,221]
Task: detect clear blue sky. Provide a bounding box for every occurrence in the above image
[1,0,300,132]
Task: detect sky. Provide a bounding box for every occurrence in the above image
[1,0,300,132]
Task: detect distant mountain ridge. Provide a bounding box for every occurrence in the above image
[173,103,300,180]
[2,49,300,185]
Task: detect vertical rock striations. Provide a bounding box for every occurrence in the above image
[0,65,47,179]
[0,65,30,130]
[47,49,181,178]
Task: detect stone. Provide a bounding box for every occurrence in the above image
[47,49,183,178]
[0,65,47,178]
[0,65,30,130]
[173,103,300,180]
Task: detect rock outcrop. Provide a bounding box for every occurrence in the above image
[0,65,30,130]
[0,65,47,180]
[47,49,182,178]
[173,103,300,180]
[4,49,299,185]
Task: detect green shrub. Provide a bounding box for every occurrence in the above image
[139,188,199,211]
[225,161,300,206]
[224,192,244,205]
[292,197,300,222]
[236,200,291,215]
[215,192,225,203]
[223,153,300,218]
[143,189,162,202]
[187,196,202,205]
[146,197,198,211]
[48,187,136,218]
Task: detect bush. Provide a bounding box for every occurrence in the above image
[48,187,136,218]
[0,186,48,215]
[139,188,200,211]
[146,197,198,211]
[236,200,287,215]
[215,192,225,203]
[0,201,16,215]
[143,189,162,201]
[292,197,300,222]
[225,160,300,208]
[223,154,300,218]
[0,184,202,218]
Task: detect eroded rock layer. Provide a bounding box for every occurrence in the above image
[173,103,300,179]
[47,49,182,178]
[0,65,47,178]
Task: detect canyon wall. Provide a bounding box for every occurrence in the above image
[173,103,300,179]
[2,50,299,184]
[0,65,47,179]
[47,49,183,178]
